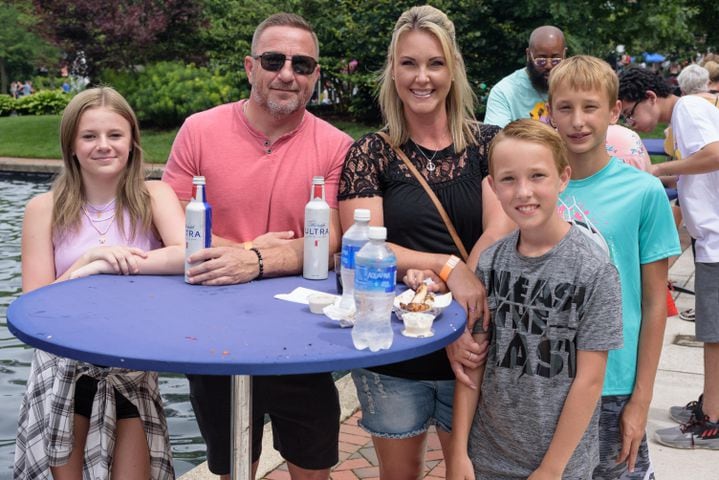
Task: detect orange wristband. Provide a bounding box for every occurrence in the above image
[439,255,460,282]
[243,241,253,250]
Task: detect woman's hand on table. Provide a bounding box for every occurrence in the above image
[403,269,447,293]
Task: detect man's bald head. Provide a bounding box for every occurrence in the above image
[529,26,565,50]
[526,26,566,93]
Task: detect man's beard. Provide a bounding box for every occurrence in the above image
[251,84,306,118]
[527,60,549,93]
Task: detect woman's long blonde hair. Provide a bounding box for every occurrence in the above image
[378,5,478,152]
[53,87,151,240]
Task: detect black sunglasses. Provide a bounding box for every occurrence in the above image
[253,52,318,75]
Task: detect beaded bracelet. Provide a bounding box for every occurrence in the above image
[250,247,264,280]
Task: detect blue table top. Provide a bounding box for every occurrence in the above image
[8,275,466,375]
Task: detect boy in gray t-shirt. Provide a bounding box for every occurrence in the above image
[447,120,623,480]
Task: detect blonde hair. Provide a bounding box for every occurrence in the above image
[54,87,151,240]
[548,55,618,107]
[704,61,719,84]
[489,119,568,175]
[378,5,477,152]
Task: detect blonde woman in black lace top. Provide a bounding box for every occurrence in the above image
[338,5,514,479]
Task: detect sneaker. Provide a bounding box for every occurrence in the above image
[679,308,695,322]
[655,416,719,449]
[669,395,703,424]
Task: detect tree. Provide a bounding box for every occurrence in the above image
[198,0,710,122]
[32,0,205,78]
[0,1,58,94]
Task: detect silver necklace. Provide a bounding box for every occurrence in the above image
[413,140,439,172]
[85,198,116,219]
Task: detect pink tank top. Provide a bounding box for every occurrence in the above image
[53,210,161,277]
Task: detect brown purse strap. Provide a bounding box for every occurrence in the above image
[376,132,469,261]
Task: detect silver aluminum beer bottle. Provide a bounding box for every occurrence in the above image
[185,176,212,283]
[303,176,330,279]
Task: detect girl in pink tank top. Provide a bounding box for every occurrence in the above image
[15,87,184,479]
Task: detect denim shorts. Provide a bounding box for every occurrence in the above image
[351,368,454,438]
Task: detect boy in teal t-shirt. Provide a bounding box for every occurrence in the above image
[549,56,681,478]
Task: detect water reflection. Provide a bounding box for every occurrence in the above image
[0,173,203,476]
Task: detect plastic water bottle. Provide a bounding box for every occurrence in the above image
[303,176,330,279]
[185,176,212,283]
[352,226,396,351]
[339,208,371,311]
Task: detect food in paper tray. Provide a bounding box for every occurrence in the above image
[399,284,434,312]
[394,286,452,320]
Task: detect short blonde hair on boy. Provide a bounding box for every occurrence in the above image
[489,119,568,175]
[548,55,618,106]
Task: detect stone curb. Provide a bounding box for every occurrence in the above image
[0,157,164,179]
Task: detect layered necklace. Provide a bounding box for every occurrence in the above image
[82,198,116,244]
[412,140,441,172]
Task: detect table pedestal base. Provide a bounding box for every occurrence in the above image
[231,375,252,479]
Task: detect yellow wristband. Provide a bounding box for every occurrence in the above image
[439,255,460,282]
[243,241,253,250]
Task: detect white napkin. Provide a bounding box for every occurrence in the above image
[274,287,336,305]
[323,301,355,328]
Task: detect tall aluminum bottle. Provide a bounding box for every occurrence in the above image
[185,176,212,283]
[303,176,330,279]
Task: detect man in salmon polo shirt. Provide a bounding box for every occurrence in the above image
[162,12,352,480]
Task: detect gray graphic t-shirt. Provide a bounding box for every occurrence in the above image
[471,226,623,479]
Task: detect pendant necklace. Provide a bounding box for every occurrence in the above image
[81,206,116,244]
[85,198,116,220]
[413,140,439,172]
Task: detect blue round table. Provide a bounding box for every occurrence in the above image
[8,274,466,478]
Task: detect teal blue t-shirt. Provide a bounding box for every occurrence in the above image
[559,157,681,396]
[483,68,550,128]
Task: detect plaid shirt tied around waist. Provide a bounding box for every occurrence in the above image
[14,349,175,479]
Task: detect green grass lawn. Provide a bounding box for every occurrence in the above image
[636,122,669,164]
[0,115,179,163]
[0,114,668,164]
[0,115,377,164]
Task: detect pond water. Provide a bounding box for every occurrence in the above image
[0,173,204,477]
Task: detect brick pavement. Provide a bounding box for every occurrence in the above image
[260,410,446,480]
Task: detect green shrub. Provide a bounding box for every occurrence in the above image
[0,94,15,116]
[348,74,381,125]
[32,75,68,91]
[14,90,71,115]
[102,62,247,128]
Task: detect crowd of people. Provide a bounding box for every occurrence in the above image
[9,80,34,98]
[12,5,718,480]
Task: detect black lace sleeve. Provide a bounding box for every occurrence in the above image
[338,133,391,200]
[475,123,501,179]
